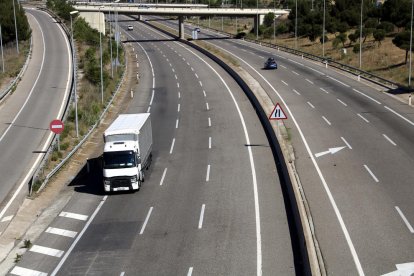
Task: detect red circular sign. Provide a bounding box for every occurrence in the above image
[50,119,64,134]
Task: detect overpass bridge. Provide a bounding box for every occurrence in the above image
[73,2,290,38]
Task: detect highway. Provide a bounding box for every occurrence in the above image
[153,18,414,275]
[9,13,297,275]
[0,9,71,232]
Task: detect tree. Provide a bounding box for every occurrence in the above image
[377,21,395,34]
[373,29,385,46]
[263,13,275,28]
[0,0,31,44]
[392,31,413,63]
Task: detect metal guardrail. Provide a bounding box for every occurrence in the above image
[0,36,33,103]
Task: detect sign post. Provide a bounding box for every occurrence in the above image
[50,119,64,151]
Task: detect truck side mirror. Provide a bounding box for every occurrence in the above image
[137,156,141,164]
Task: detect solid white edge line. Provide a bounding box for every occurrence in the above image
[46,227,77,238]
[30,245,64,258]
[307,102,315,109]
[327,75,350,87]
[198,204,205,229]
[357,113,370,123]
[51,196,107,276]
[363,165,379,183]
[395,206,414,233]
[0,12,71,220]
[169,138,175,154]
[187,267,193,276]
[206,164,210,182]
[11,266,47,276]
[209,137,212,149]
[205,42,365,276]
[147,28,262,276]
[341,137,353,149]
[382,134,397,146]
[159,168,167,186]
[322,116,331,126]
[384,106,414,126]
[337,98,348,106]
[352,88,381,105]
[140,207,153,235]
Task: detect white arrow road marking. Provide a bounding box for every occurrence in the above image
[382,262,414,276]
[315,146,346,158]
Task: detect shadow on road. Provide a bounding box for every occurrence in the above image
[68,156,105,196]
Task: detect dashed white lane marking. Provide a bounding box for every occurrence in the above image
[363,165,379,183]
[172,68,175,72]
[203,90,206,97]
[209,137,212,149]
[10,266,47,276]
[395,206,414,233]
[320,87,329,94]
[206,164,210,182]
[322,116,331,126]
[186,62,190,66]
[169,138,176,154]
[178,104,181,112]
[187,267,193,276]
[59,212,88,221]
[280,64,287,69]
[383,134,397,146]
[195,73,199,78]
[292,89,301,95]
[169,63,172,67]
[177,82,180,88]
[206,102,209,110]
[281,80,289,86]
[174,74,178,79]
[191,67,194,71]
[384,106,414,126]
[288,59,304,66]
[306,66,325,75]
[176,119,179,128]
[178,92,181,98]
[1,215,13,222]
[120,272,125,276]
[208,117,211,127]
[46,227,77,238]
[199,81,203,87]
[357,113,370,123]
[30,245,64,258]
[327,75,350,87]
[307,102,315,109]
[341,137,352,149]
[305,79,314,85]
[198,204,206,229]
[352,88,381,104]
[337,98,348,106]
[139,207,153,235]
[292,70,299,75]
[159,168,168,186]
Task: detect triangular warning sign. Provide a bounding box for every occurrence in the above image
[269,103,287,120]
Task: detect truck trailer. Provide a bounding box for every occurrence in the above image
[102,113,152,192]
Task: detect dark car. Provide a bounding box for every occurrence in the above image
[264,57,277,69]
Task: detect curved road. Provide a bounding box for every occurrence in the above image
[0,9,71,232]
[9,14,296,275]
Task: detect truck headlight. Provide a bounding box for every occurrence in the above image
[130,175,137,183]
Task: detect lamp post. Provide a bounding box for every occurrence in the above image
[273,0,276,44]
[12,0,19,54]
[109,9,113,78]
[115,0,120,73]
[70,11,79,138]
[409,0,413,92]
[359,0,363,69]
[295,0,297,49]
[99,6,104,104]
[322,0,325,57]
[0,25,4,73]
[256,0,259,40]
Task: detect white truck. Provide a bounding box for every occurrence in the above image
[102,113,152,192]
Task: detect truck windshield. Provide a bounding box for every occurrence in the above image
[103,151,136,169]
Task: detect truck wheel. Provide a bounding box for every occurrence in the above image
[137,180,141,191]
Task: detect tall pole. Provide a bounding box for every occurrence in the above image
[409,0,413,89]
[0,25,4,73]
[256,0,259,40]
[109,10,113,78]
[12,0,19,54]
[322,0,325,57]
[359,0,363,69]
[295,0,297,49]
[273,0,276,44]
[99,7,104,104]
[115,0,120,74]
[70,11,79,138]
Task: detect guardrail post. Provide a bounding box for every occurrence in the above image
[131,89,134,98]
[409,94,412,106]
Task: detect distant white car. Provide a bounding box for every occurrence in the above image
[194,27,201,33]
[127,25,133,30]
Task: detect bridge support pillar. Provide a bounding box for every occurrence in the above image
[137,15,141,21]
[179,16,184,39]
